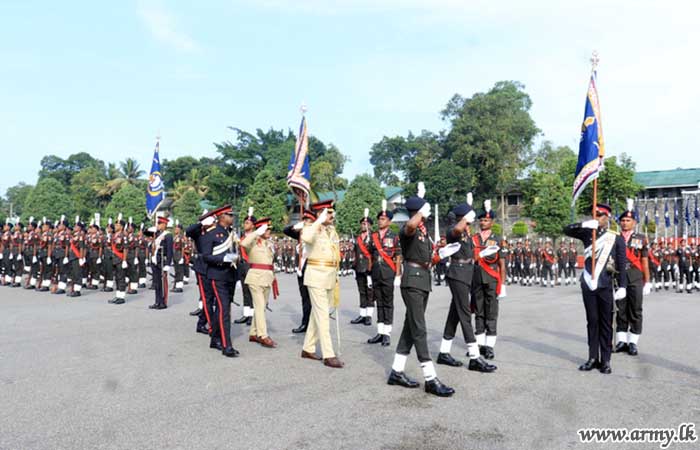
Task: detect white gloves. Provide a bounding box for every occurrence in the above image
[643,283,652,295]
[32,256,37,264]
[178,258,184,264]
[316,208,329,224]
[418,202,431,219]
[8,253,13,260]
[79,258,86,266]
[223,253,236,263]
[201,216,216,227]
[46,257,52,265]
[151,256,158,265]
[464,210,476,224]
[96,257,101,264]
[673,264,679,272]
[133,257,139,265]
[614,287,627,300]
[367,277,373,288]
[582,219,599,229]
[498,285,507,299]
[163,265,170,272]
[292,221,304,231]
[656,266,661,272]
[479,245,500,258]
[394,276,401,287]
[24,266,30,272]
[63,257,69,265]
[255,224,268,236]
[121,260,128,269]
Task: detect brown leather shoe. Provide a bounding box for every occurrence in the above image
[249,336,259,343]
[301,350,321,361]
[258,336,277,348]
[323,357,344,368]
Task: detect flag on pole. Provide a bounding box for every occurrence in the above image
[644,204,649,226]
[572,70,605,205]
[674,200,679,225]
[685,201,691,226]
[146,140,164,217]
[664,201,670,227]
[695,197,699,220]
[287,115,311,202]
[654,203,659,224]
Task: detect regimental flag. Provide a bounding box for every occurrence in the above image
[664,200,670,227]
[654,203,659,224]
[644,204,649,226]
[674,199,679,225]
[572,71,605,205]
[287,115,311,203]
[695,197,699,220]
[685,202,691,226]
[146,140,164,217]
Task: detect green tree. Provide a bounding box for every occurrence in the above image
[523,171,570,239]
[512,221,528,237]
[39,152,106,187]
[23,178,73,221]
[172,188,202,227]
[441,81,540,200]
[335,174,385,235]
[171,168,210,202]
[70,167,106,218]
[162,156,202,189]
[492,223,503,237]
[241,168,288,229]
[5,182,34,217]
[104,183,147,224]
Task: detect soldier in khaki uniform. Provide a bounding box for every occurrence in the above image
[300,200,344,369]
[241,217,277,348]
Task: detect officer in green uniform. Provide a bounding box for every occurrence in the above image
[387,185,454,397]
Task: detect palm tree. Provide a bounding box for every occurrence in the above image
[120,158,145,182]
[170,168,210,202]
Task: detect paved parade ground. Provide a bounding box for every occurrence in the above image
[1,275,698,450]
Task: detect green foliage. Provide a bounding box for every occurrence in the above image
[23,178,73,221]
[5,182,34,217]
[523,170,571,239]
[71,167,106,219]
[492,223,503,237]
[104,183,147,224]
[574,154,643,216]
[241,168,288,229]
[162,156,204,189]
[335,174,385,235]
[39,152,106,187]
[172,188,202,227]
[645,221,657,235]
[512,221,528,237]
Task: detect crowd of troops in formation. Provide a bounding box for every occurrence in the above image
[2,190,689,395]
[0,214,193,307]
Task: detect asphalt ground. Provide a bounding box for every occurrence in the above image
[1,274,698,450]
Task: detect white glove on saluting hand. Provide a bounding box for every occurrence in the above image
[464,210,476,224]
[643,283,652,296]
[479,245,499,258]
[614,287,627,300]
[293,221,304,231]
[316,208,329,224]
[121,260,128,269]
[418,202,431,219]
[255,224,268,236]
[201,216,216,227]
[582,219,599,229]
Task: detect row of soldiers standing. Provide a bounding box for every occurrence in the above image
[0,215,194,304]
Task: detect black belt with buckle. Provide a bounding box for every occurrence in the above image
[450,258,474,265]
[406,260,429,270]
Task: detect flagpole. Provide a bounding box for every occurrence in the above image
[589,52,600,282]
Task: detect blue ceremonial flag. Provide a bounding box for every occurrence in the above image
[654,203,659,224]
[685,202,691,226]
[664,201,670,227]
[146,140,164,217]
[287,115,311,202]
[695,197,699,220]
[644,204,648,225]
[572,71,605,205]
[673,200,679,225]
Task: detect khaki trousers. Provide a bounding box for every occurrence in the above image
[302,286,335,358]
[248,284,270,338]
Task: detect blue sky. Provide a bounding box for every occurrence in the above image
[1,0,698,195]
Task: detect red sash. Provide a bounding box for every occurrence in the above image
[272,278,279,299]
[357,235,371,260]
[543,251,555,264]
[371,232,396,273]
[70,241,81,259]
[649,252,660,267]
[240,235,249,263]
[626,248,643,272]
[111,242,125,261]
[472,235,502,295]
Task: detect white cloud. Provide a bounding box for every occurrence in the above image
[137,0,198,52]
